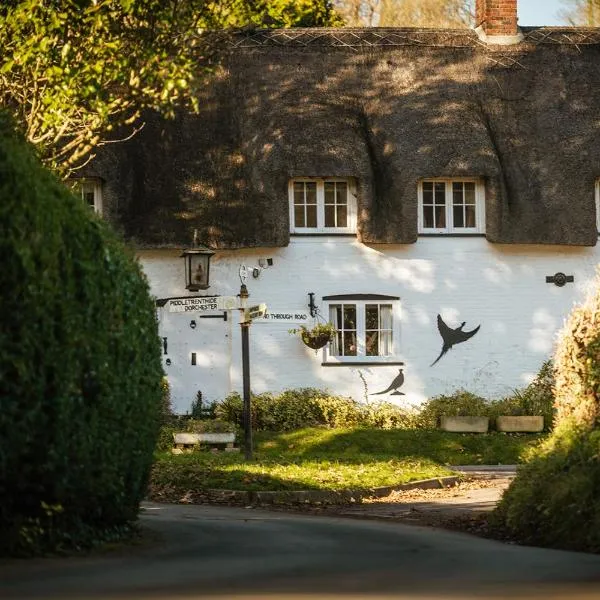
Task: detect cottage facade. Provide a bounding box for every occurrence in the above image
[85,0,600,413]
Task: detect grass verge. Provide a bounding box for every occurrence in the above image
[149,427,545,498]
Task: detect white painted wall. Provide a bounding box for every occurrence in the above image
[139,238,599,414]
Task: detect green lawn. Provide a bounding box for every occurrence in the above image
[149,428,546,496]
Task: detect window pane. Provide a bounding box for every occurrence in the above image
[332,332,343,356]
[343,305,356,330]
[424,206,434,228]
[294,205,305,228]
[343,331,357,356]
[366,331,379,356]
[380,305,393,329]
[294,182,305,203]
[453,205,464,228]
[83,191,96,207]
[465,205,476,227]
[306,205,317,227]
[435,205,446,228]
[380,331,392,356]
[336,204,347,227]
[306,182,317,204]
[324,182,335,204]
[365,304,378,329]
[324,204,335,227]
[453,182,464,205]
[329,305,341,356]
[464,182,476,204]
[434,182,445,202]
[423,182,433,204]
[336,182,347,204]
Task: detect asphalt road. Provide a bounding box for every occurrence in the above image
[1,501,600,600]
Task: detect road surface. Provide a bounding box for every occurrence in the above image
[1,501,599,599]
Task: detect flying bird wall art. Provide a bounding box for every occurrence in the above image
[431,314,480,366]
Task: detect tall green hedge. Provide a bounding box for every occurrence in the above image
[0,115,163,555]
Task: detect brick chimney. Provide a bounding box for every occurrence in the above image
[475,0,522,45]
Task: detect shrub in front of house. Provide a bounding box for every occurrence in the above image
[0,115,163,555]
[415,390,490,429]
[214,388,368,431]
[487,360,555,430]
[492,278,600,552]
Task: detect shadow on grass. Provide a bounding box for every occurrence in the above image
[256,427,546,466]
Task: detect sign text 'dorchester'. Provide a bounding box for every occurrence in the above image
[167,296,237,313]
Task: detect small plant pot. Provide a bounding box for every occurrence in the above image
[439,416,489,433]
[301,333,333,350]
[496,416,544,432]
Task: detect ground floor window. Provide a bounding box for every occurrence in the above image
[323,294,400,364]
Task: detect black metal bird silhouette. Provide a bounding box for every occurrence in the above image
[371,368,405,395]
[431,314,480,366]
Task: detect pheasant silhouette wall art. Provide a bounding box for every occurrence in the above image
[371,368,405,395]
[431,314,480,366]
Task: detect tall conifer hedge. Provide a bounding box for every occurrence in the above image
[0,115,163,555]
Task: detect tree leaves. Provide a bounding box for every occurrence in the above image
[0,0,340,176]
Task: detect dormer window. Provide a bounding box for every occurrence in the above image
[72,178,103,215]
[289,178,357,234]
[418,179,485,234]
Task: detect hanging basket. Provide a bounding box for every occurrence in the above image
[290,324,336,350]
[301,331,334,350]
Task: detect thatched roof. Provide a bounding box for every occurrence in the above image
[90,27,600,248]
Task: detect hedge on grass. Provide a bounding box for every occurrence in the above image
[493,274,600,552]
[0,115,163,555]
[213,388,416,431]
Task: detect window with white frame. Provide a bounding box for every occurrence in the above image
[418,179,485,234]
[72,178,103,214]
[323,295,400,363]
[289,178,357,233]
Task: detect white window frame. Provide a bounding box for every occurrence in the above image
[418,178,485,234]
[72,178,103,215]
[322,298,401,364]
[289,177,357,234]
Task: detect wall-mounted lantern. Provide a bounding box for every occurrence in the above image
[181,243,215,291]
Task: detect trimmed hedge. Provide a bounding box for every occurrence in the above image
[213,388,417,432]
[0,115,163,555]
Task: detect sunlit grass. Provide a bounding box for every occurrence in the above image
[150,428,546,494]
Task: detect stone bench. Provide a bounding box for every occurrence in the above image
[172,432,238,453]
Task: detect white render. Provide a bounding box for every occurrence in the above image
[140,237,599,414]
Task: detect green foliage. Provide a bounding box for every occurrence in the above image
[553,276,600,430]
[488,361,555,429]
[492,423,600,552]
[416,390,490,428]
[289,322,337,349]
[159,377,173,426]
[0,115,163,556]
[188,390,217,420]
[149,427,544,496]
[215,388,371,431]
[364,401,418,429]
[0,0,340,173]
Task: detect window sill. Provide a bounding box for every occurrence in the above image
[291,232,357,237]
[321,361,404,367]
[418,233,486,237]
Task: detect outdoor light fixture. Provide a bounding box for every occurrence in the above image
[181,234,215,291]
